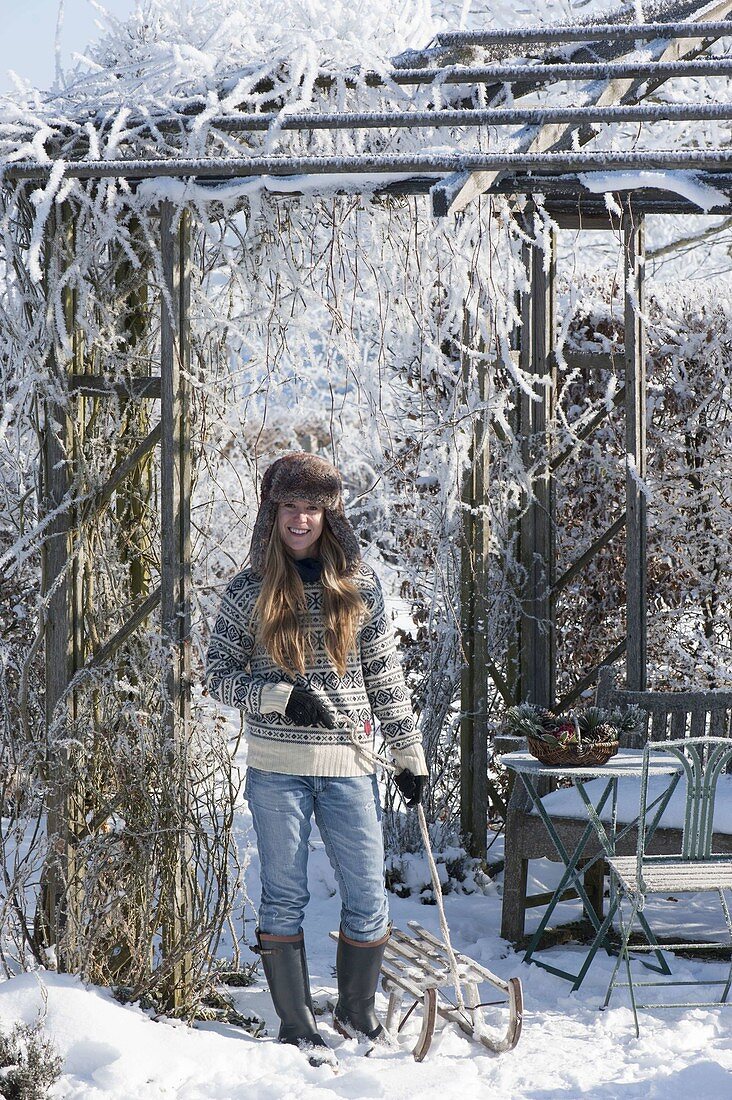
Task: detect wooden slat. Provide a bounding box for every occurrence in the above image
[407,922,512,992]
[710,709,731,737]
[670,709,689,738]
[381,961,424,999]
[386,938,464,984]
[387,930,496,988]
[602,687,732,709]
[650,709,669,742]
[690,707,709,738]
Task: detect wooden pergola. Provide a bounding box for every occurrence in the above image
[8,0,732,1000]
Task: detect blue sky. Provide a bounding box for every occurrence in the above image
[1,0,137,94]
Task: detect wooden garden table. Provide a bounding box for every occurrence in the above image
[501,748,683,990]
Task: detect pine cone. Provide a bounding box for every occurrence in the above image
[535,707,558,728]
[587,723,617,744]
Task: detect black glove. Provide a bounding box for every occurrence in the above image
[285,687,336,729]
[393,768,426,808]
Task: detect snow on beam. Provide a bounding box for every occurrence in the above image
[387,56,732,86]
[492,170,732,209]
[144,101,732,134]
[7,151,732,184]
[436,18,732,48]
[397,0,716,66]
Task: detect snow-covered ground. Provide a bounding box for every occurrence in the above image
[2,736,732,1099]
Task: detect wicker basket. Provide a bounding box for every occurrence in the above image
[527,735,619,767]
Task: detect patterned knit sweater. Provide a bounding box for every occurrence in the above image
[205,561,428,777]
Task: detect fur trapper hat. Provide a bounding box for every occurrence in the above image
[249,452,361,577]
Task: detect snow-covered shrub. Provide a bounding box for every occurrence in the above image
[0,1021,62,1100]
[385,835,497,903]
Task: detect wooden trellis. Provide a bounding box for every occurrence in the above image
[15,0,732,971]
[38,203,193,1005]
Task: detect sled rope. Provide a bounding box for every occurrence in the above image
[341,717,466,1011]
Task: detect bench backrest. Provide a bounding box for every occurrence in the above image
[595,667,732,749]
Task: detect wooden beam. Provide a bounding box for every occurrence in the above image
[90,101,732,137]
[558,639,628,710]
[552,513,627,596]
[81,423,161,520]
[7,147,732,183]
[437,17,732,47]
[563,352,621,373]
[551,383,626,472]
[389,55,732,86]
[438,0,732,216]
[85,586,162,670]
[623,208,647,691]
[489,174,732,216]
[69,374,161,400]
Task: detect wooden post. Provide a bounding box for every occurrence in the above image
[518,211,557,707]
[115,218,153,603]
[623,206,647,691]
[531,221,557,708]
[38,202,86,966]
[518,233,534,704]
[159,201,194,1010]
[460,287,490,859]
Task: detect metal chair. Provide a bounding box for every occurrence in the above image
[603,737,732,1035]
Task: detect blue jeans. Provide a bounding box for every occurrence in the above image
[244,768,389,943]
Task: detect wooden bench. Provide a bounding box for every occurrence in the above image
[500,668,732,943]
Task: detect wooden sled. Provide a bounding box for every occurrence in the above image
[332,921,523,1061]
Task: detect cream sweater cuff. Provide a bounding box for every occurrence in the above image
[390,742,428,777]
[259,681,294,715]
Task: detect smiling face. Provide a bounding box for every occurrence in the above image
[276,498,325,560]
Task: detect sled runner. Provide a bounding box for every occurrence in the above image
[332,921,523,1061]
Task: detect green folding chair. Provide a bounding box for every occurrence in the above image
[603,737,732,1036]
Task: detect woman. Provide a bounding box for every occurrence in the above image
[205,451,428,1061]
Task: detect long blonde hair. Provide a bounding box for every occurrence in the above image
[253,516,367,678]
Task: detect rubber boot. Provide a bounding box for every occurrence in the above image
[255,930,336,1067]
[333,927,393,1047]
